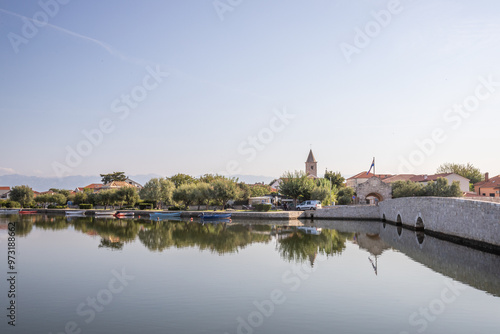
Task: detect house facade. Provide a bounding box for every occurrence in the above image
[474,173,500,197]
[0,186,10,199]
[409,173,470,193]
[346,172,392,188]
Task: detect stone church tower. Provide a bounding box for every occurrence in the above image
[305,149,318,178]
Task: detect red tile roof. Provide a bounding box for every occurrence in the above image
[382,174,416,183]
[0,186,10,190]
[474,175,500,189]
[347,172,392,180]
[409,173,454,183]
[84,183,104,189]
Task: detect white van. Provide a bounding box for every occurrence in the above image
[296,200,322,210]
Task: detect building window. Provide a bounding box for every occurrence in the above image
[490,193,495,197]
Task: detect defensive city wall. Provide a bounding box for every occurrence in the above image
[304,197,500,251]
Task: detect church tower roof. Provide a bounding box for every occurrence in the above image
[306,149,317,163]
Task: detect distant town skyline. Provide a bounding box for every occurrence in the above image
[1,0,499,179]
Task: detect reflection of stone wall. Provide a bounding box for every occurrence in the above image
[378,223,500,298]
[379,197,500,247]
[315,219,500,297]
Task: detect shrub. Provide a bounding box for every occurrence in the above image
[0,200,21,208]
[79,204,93,209]
[254,203,272,212]
[138,203,153,210]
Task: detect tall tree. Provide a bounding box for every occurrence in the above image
[211,179,240,210]
[279,171,315,207]
[173,183,198,207]
[167,173,197,188]
[9,185,34,208]
[436,163,483,190]
[250,184,272,197]
[324,170,346,188]
[140,178,175,209]
[194,182,213,210]
[100,172,127,184]
[116,187,140,207]
[337,187,355,205]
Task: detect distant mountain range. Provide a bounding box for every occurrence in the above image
[0,174,276,192]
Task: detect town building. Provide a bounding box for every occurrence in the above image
[474,173,500,197]
[0,186,10,199]
[346,172,392,188]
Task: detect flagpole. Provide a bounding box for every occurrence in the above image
[373,157,375,177]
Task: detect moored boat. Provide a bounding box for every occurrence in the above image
[199,213,232,220]
[115,212,135,218]
[94,210,117,216]
[149,212,182,219]
[19,210,37,214]
[0,209,21,214]
[66,210,86,216]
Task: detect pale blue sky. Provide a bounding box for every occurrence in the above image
[0,0,499,179]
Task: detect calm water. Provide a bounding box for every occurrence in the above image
[1,214,499,334]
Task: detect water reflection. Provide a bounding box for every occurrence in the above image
[1,214,500,297]
[277,228,353,266]
[137,221,271,254]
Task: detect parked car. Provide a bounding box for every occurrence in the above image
[296,200,322,210]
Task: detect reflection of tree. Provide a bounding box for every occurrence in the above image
[72,217,139,245]
[33,216,68,230]
[99,238,124,250]
[138,221,271,254]
[2,215,34,237]
[278,229,353,265]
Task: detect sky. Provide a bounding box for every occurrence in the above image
[0,0,499,180]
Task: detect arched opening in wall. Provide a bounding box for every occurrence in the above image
[396,214,402,225]
[382,214,386,222]
[397,225,402,236]
[416,217,424,231]
[365,192,383,205]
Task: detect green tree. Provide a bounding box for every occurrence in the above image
[167,173,197,188]
[73,192,88,205]
[238,183,251,201]
[250,184,272,197]
[9,185,34,208]
[49,188,71,197]
[324,170,346,188]
[212,179,240,210]
[140,178,175,209]
[337,187,355,205]
[279,171,315,207]
[116,187,140,207]
[392,180,424,198]
[311,179,336,206]
[194,182,213,210]
[173,183,198,207]
[100,172,127,184]
[436,162,483,191]
[98,189,117,209]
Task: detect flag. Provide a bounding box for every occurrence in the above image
[367,158,375,175]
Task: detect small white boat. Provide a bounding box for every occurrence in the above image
[65,210,86,216]
[0,209,21,214]
[94,211,116,216]
[297,226,322,235]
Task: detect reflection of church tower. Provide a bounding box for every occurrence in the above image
[305,149,317,178]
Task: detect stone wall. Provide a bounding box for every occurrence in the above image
[378,197,500,247]
[356,176,392,203]
[304,205,380,220]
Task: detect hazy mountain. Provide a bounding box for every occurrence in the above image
[0,173,275,191]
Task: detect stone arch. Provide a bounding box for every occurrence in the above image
[382,214,386,222]
[356,177,392,204]
[416,217,424,231]
[396,214,402,225]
